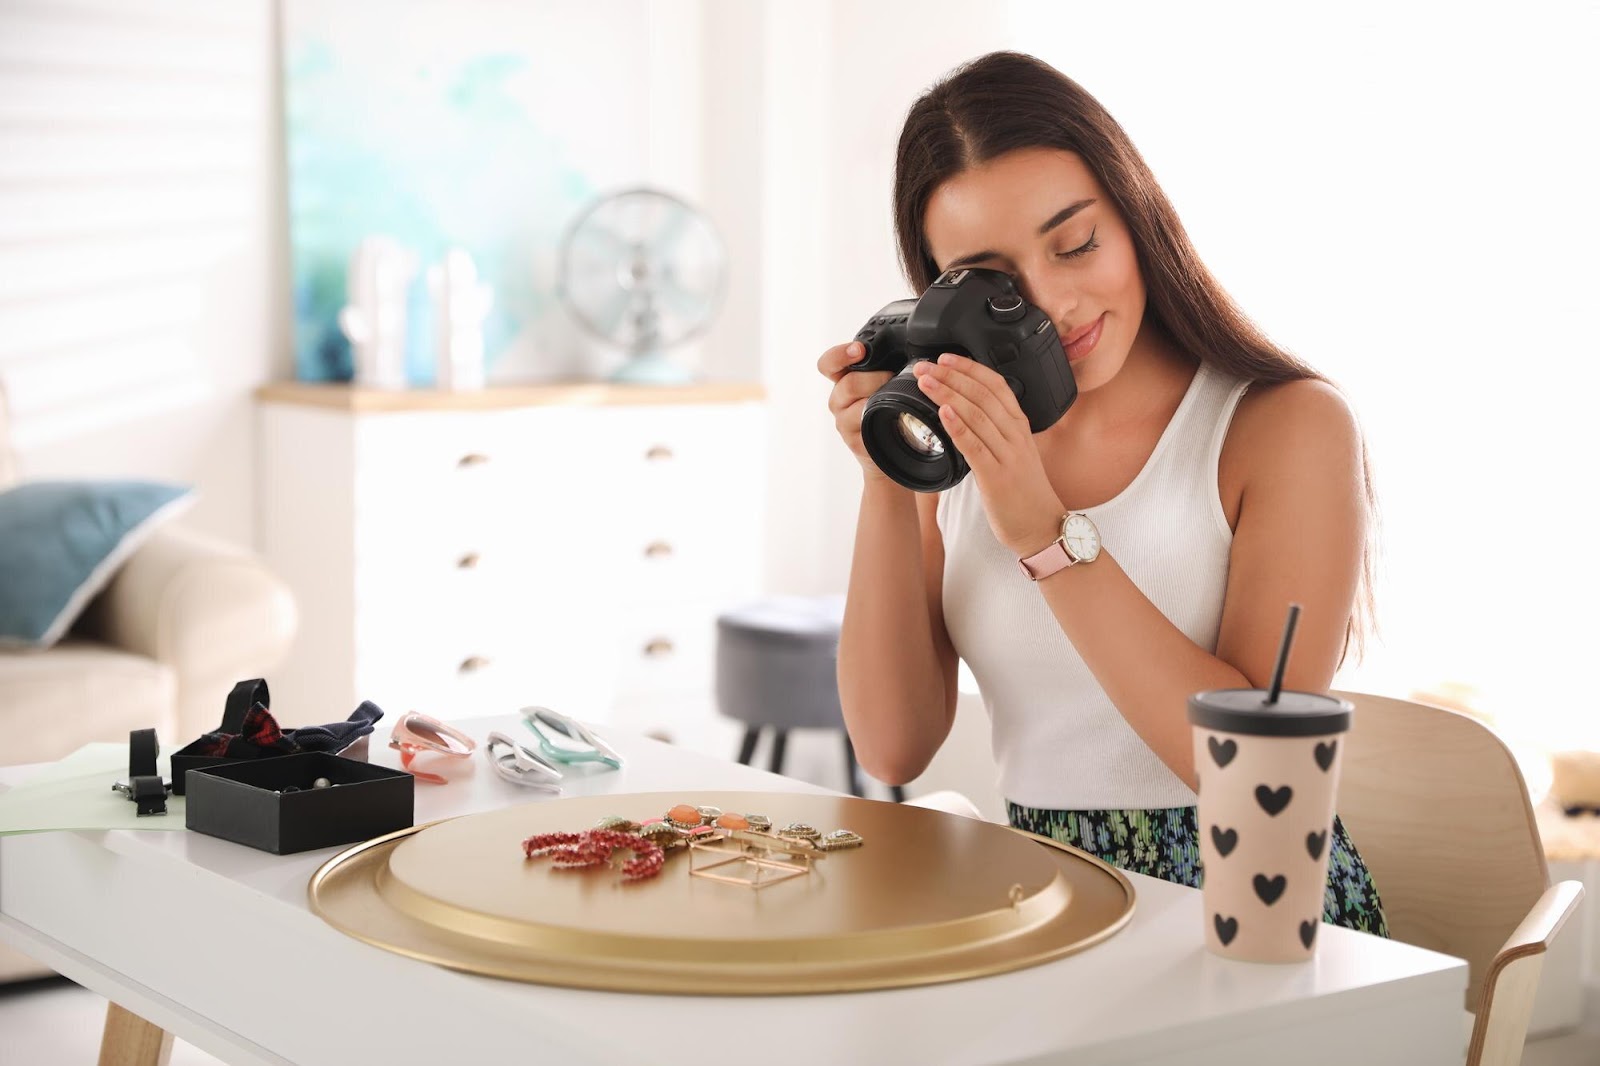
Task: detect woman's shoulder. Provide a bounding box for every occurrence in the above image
[1221,376,1362,496]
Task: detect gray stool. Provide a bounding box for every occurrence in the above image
[714,594,905,802]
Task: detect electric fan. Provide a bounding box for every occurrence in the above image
[557,188,727,384]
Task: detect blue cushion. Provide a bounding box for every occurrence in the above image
[0,480,194,649]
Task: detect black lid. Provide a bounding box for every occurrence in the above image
[1187,689,1351,737]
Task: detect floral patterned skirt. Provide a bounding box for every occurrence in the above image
[1007,802,1390,936]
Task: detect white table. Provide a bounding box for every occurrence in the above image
[0,716,1469,1066]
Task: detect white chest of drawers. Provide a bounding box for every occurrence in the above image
[256,383,766,741]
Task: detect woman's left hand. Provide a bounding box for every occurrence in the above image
[913,353,1066,557]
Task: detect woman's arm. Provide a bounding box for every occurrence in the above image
[837,481,961,785]
[916,355,1364,791]
[820,339,962,786]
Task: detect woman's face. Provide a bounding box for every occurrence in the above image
[922,147,1146,394]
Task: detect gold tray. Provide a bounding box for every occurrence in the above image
[308,791,1134,995]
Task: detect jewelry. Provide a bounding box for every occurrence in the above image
[313,777,333,789]
[689,835,811,889]
[521,829,665,881]
[816,829,863,851]
[729,829,823,859]
[638,821,688,850]
[666,804,703,830]
[522,806,863,888]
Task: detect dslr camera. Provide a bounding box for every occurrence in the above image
[847,267,1077,492]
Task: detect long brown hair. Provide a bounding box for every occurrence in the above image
[894,51,1377,662]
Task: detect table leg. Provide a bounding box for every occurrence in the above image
[97,1000,174,1066]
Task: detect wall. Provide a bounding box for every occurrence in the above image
[1006,0,1600,749]
[0,0,712,549]
[0,0,290,547]
[6,0,1595,782]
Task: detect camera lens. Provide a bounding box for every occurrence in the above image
[896,413,944,457]
[859,367,970,492]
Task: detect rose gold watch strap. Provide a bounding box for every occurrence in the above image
[1017,537,1075,581]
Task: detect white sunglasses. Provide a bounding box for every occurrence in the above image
[484,730,563,791]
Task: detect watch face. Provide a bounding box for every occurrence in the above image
[1061,513,1101,562]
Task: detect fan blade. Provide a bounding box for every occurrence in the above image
[653,276,711,322]
[568,222,626,266]
[643,207,692,260]
[589,283,636,338]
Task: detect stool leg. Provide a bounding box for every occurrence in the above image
[842,733,865,797]
[736,727,761,766]
[768,729,789,775]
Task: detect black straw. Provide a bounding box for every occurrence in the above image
[1265,603,1302,705]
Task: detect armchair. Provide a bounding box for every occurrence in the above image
[0,388,297,981]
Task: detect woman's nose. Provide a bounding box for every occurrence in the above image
[1016,273,1077,322]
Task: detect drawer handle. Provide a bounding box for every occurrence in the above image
[643,541,673,559]
[457,452,491,468]
[642,638,674,659]
[644,444,674,462]
[459,655,492,673]
[457,551,482,570]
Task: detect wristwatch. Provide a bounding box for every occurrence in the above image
[1017,512,1102,581]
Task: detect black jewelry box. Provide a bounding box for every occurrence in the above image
[184,752,413,854]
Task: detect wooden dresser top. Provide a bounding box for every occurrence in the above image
[255,381,766,412]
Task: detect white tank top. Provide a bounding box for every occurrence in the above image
[937,361,1251,810]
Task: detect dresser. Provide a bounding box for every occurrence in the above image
[255,382,766,745]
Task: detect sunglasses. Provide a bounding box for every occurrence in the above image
[519,706,623,770]
[388,711,476,785]
[485,731,563,791]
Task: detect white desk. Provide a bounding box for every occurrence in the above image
[0,716,1468,1066]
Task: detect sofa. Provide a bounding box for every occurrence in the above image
[0,390,298,981]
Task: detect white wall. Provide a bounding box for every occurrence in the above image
[746,1,1015,598]
[1005,0,1600,750]
[5,0,1594,778]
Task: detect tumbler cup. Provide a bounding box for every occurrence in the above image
[1189,688,1353,962]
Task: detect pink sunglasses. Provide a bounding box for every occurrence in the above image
[388,711,476,785]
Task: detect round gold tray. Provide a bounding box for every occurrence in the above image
[308,791,1134,994]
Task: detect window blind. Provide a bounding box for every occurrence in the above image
[0,0,267,449]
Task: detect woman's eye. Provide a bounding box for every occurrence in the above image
[1056,227,1099,260]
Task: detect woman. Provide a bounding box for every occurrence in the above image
[819,51,1387,935]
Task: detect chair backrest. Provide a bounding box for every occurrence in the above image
[1333,690,1550,1012]
[0,380,16,489]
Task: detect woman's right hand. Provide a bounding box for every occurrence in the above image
[818,340,895,482]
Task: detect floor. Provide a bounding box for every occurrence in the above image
[1,974,1597,1065]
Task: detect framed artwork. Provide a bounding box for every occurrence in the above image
[280,1,650,384]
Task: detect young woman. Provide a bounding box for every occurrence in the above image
[819,51,1387,934]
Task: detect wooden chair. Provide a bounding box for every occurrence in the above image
[1333,690,1586,1066]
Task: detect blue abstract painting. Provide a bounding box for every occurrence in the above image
[281,3,632,384]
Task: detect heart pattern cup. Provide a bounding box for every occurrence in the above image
[1191,688,1352,963]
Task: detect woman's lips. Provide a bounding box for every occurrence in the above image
[1062,314,1104,363]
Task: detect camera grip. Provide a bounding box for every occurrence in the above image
[847,298,917,373]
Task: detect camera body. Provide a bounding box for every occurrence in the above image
[848,267,1077,492]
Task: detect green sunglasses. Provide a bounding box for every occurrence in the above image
[519,706,624,770]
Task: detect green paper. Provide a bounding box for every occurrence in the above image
[0,742,187,833]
